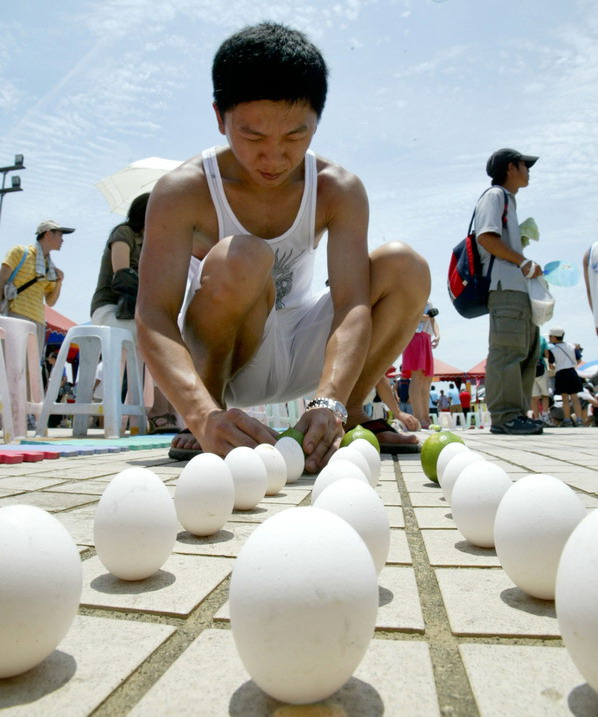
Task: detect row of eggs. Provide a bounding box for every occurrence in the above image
[0,435,389,700]
[433,441,598,695]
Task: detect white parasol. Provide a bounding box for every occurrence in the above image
[95,157,182,215]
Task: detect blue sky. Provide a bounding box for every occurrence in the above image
[1,0,597,370]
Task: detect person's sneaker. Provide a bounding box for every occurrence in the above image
[541,412,557,427]
[530,417,545,427]
[574,418,584,427]
[560,418,573,427]
[490,416,543,435]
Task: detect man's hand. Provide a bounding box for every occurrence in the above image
[197,408,279,456]
[397,411,420,431]
[294,407,344,474]
[519,259,543,279]
[55,268,64,282]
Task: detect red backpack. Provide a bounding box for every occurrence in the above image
[448,187,508,318]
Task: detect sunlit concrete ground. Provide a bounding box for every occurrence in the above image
[0,425,597,716]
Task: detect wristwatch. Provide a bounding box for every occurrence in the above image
[305,397,348,424]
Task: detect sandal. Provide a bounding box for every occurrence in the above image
[359,418,421,454]
[168,428,203,461]
[148,413,180,435]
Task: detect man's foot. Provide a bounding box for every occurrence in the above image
[168,429,203,461]
[560,418,573,427]
[351,418,421,454]
[148,413,180,434]
[490,416,543,435]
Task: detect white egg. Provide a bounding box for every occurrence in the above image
[314,478,390,574]
[555,509,598,691]
[494,474,586,600]
[437,442,470,485]
[275,436,305,483]
[225,446,268,510]
[311,459,369,504]
[349,438,381,486]
[450,462,512,548]
[94,467,178,581]
[174,453,235,536]
[229,507,378,704]
[254,443,287,495]
[0,505,82,678]
[329,446,372,485]
[441,450,486,505]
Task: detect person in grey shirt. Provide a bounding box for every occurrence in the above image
[476,148,544,435]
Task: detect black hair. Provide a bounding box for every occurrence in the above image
[491,160,523,186]
[212,22,328,118]
[126,192,151,234]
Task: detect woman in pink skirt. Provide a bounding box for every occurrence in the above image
[401,301,440,428]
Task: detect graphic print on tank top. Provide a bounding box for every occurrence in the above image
[273,247,305,309]
[202,147,317,312]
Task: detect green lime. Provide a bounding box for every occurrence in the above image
[340,425,381,453]
[420,430,465,483]
[429,424,442,432]
[277,427,305,449]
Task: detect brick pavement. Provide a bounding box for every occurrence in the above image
[0,427,597,716]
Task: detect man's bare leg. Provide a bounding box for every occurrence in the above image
[345,242,430,444]
[171,236,275,452]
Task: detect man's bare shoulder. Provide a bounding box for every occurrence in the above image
[152,153,209,203]
[314,153,366,196]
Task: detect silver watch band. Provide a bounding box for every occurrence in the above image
[305,397,348,423]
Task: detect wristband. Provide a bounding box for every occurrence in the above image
[519,258,536,278]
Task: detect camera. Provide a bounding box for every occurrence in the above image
[426,307,439,318]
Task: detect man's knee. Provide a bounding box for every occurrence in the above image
[370,241,430,304]
[202,235,274,305]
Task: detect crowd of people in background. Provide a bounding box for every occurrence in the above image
[1,23,597,456]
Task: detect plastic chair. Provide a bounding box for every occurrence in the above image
[0,316,44,439]
[0,326,15,443]
[438,412,454,429]
[452,412,467,429]
[36,325,146,439]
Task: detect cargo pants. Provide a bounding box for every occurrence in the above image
[485,289,540,427]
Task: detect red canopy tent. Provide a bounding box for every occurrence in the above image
[433,358,466,381]
[44,306,78,361]
[466,358,486,379]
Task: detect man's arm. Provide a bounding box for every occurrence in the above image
[0,263,12,299]
[44,268,64,306]
[477,232,543,279]
[295,168,372,471]
[137,164,276,455]
[375,377,420,431]
[582,247,597,335]
[430,316,440,348]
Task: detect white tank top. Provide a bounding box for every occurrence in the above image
[589,241,598,328]
[202,147,318,311]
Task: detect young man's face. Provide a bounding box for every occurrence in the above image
[508,160,530,189]
[215,100,318,187]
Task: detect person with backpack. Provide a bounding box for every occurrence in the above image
[0,220,74,353]
[475,148,545,435]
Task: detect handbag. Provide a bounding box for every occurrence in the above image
[111,267,139,320]
[535,358,546,377]
[527,276,555,326]
[0,248,30,315]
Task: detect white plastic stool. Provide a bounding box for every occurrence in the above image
[438,412,454,429]
[0,316,44,439]
[0,326,15,443]
[466,411,479,429]
[36,325,146,439]
[453,412,467,429]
